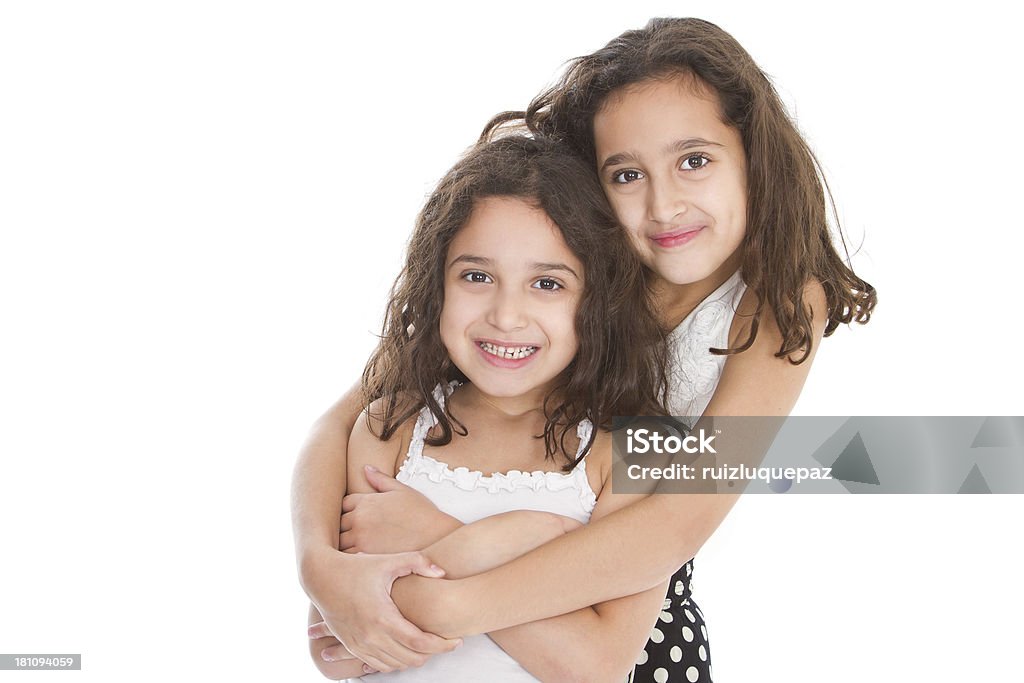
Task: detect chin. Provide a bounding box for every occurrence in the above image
[474,376,542,397]
[654,263,711,286]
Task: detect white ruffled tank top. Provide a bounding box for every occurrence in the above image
[355,384,597,683]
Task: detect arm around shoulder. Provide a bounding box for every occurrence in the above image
[293,384,363,594]
[304,401,461,674]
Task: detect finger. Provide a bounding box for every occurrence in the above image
[341,493,364,513]
[358,598,455,668]
[321,646,393,673]
[398,625,463,656]
[364,465,405,492]
[348,625,459,669]
[319,644,356,661]
[339,530,357,552]
[308,621,333,639]
[340,513,353,532]
[388,552,446,579]
[363,636,434,669]
[350,646,403,674]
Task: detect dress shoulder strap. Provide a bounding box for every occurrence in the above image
[405,382,457,465]
[571,418,594,469]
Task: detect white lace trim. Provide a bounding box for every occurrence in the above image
[397,383,598,511]
[666,271,747,417]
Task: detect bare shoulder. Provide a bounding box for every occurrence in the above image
[712,278,828,417]
[359,392,422,437]
[585,428,614,488]
[348,395,421,490]
[731,278,828,346]
[587,428,649,522]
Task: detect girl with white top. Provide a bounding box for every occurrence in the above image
[307,134,673,682]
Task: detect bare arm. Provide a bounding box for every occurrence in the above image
[339,466,463,555]
[418,510,581,579]
[337,434,669,683]
[487,584,668,683]
[292,384,361,595]
[295,390,460,674]
[481,430,670,683]
[392,284,829,638]
[418,502,668,683]
[313,505,584,673]
[317,425,671,681]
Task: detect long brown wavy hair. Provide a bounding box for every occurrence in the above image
[362,135,668,466]
[483,17,876,363]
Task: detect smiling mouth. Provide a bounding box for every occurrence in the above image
[478,342,539,360]
[650,226,704,248]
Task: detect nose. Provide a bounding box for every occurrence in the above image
[486,285,528,333]
[647,174,687,225]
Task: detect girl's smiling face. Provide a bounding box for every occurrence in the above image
[440,196,583,409]
[594,75,748,291]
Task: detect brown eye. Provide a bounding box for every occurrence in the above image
[611,169,644,184]
[681,154,710,171]
[532,278,563,291]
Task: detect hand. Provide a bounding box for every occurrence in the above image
[306,548,462,673]
[307,622,378,675]
[307,625,375,677]
[340,465,462,554]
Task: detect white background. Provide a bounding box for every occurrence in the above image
[1,1,1021,681]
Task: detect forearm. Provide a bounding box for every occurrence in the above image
[488,608,603,683]
[419,510,576,579]
[399,406,783,636]
[397,512,668,683]
[386,510,583,633]
[490,582,668,683]
[392,491,736,637]
[293,385,362,595]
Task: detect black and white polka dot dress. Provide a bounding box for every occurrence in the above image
[628,560,712,682]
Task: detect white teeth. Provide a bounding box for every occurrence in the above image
[479,342,538,360]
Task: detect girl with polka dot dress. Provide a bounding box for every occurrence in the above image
[296,17,875,682]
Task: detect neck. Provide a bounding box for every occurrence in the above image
[460,383,548,421]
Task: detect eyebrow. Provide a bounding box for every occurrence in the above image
[532,262,581,280]
[448,254,580,280]
[599,137,725,171]
[448,254,492,269]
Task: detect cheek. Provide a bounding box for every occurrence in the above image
[607,193,643,229]
[728,170,749,230]
[438,295,460,344]
[560,298,582,356]
[729,186,749,239]
[607,196,652,260]
[441,289,487,345]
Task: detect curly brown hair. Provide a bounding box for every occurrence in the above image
[362,135,668,466]
[483,17,876,363]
